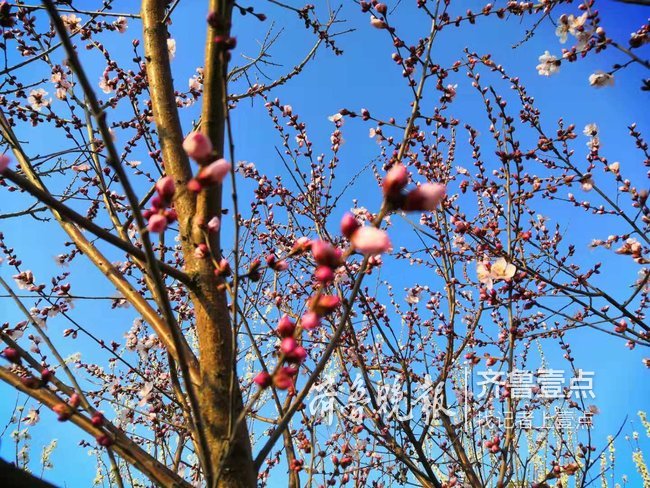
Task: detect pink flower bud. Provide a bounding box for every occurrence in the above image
[350,226,392,255]
[91,412,104,427]
[292,237,312,253]
[382,164,409,197]
[21,376,40,389]
[207,216,221,233]
[2,347,20,364]
[287,346,307,363]
[301,312,321,330]
[215,258,231,277]
[254,371,272,388]
[187,178,202,193]
[150,195,163,210]
[311,240,342,269]
[165,208,177,223]
[309,295,341,316]
[53,403,72,421]
[69,393,81,408]
[155,176,175,201]
[96,434,114,447]
[147,213,168,233]
[183,132,213,161]
[277,315,296,338]
[314,266,335,283]
[198,158,231,185]
[273,370,294,390]
[375,3,387,14]
[280,337,298,355]
[403,183,446,211]
[0,154,10,173]
[340,212,361,239]
[194,243,209,259]
[274,260,289,271]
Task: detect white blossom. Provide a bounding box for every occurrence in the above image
[113,16,128,33]
[589,71,614,88]
[536,51,560,76]
[167,38,176,59]
[28,89,50,111]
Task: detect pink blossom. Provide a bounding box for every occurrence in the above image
[155,176,175,201]
[309,295,341,316]
[273,369,295,390]
[187,178,202,193]
[340,212,360,238]
[350,227,392,255]
[277,315,296,337]
[254,371,272,388]
[147,214,168,233]
[382,164,408,197]
[280,337,298,355]
[183,131,213,161]
[300,312,320,330]
[311,240,342,268]
[314,266,335,283]
[198,158,231,185]
[207,216,221,232]
[194,243,208,259]
[287,346,307,363]
[404,183,446,211]
[274,260,289,271]
[0,154,10,173]
[293,237,312,253]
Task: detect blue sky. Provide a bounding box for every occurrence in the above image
[1,0,649,486]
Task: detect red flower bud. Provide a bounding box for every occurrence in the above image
[277,315,296,338]
[280,337,298,355]
[0,154,10,173]
[340,212,361,239]
[96,434,114,447]
[311,240,342,269]
[52,403,72,421]
[21,376,41,389]
[41,369,53,383]
[254,371,272,388]
[309,295,341,316]
[147,214,168,233]
[187,178,203,193]
[68,392,81,408]
[287,345,307,363]
[2,347,20,364]
[155,176,175,201]
[91,412,104,427]
[273,369,296,390]
[183,132,213,161]
[382,164,409,198]
[314,266,335,283]
[300,312,321,330]
[403,183,446,211]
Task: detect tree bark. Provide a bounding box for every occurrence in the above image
[142,1,256,486]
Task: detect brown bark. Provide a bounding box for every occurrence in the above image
[142,1,255,486]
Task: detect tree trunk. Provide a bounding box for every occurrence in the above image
[142,1,256,486]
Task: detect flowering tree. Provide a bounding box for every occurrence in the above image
[0,0,648,487]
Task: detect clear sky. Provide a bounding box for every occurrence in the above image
[0,0,648,486]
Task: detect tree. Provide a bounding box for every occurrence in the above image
[0,0,648,487]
